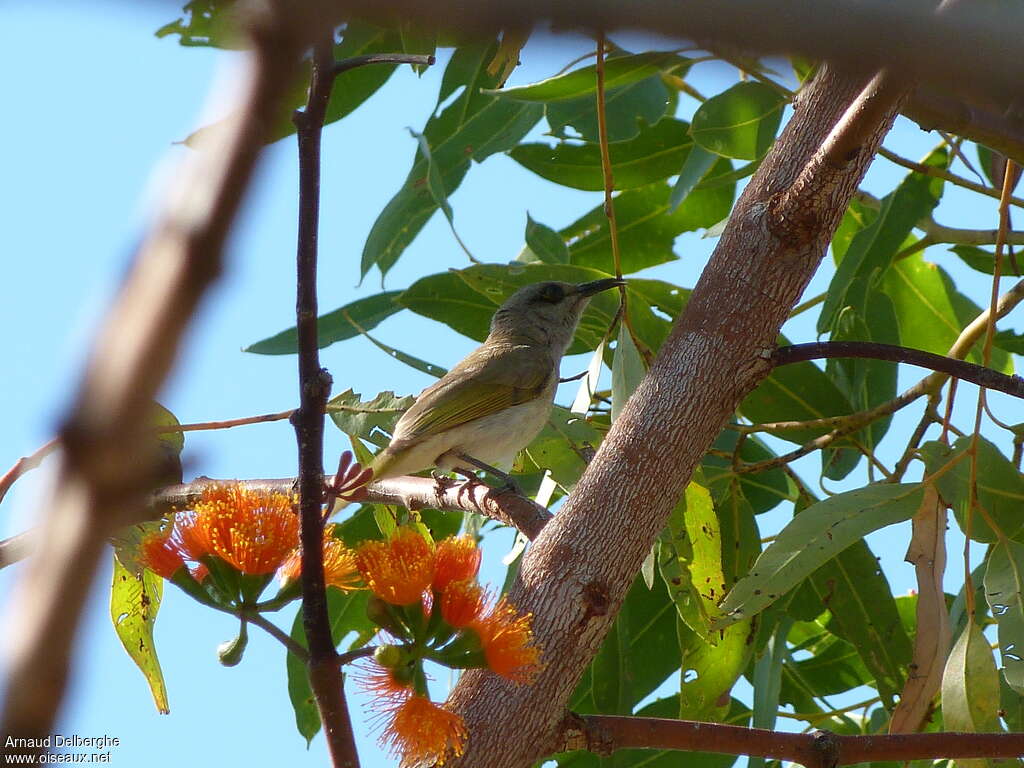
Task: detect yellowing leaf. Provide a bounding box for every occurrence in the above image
[111,553,168,714]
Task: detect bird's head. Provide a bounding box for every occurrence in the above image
[489,278,624,354]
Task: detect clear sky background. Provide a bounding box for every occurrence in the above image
[1,3,1017,767]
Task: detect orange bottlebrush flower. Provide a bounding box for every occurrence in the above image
[139,529,186,579]
[440,579,486,628]
[355,527,434,606]
[383,695,466,767]
[432,535,481,592]
[186,484,299,575]
[278,526,361,591]
[472,598,542,683]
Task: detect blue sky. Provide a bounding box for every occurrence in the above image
[0,3,1017,767]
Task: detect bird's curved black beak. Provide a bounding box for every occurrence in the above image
[577,277,626,297]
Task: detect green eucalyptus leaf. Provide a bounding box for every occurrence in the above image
[884,253,1012,373]
[245,291,403,355]
[287,590,374,745]
[510,118,692,191]
[523,213,570,264]
[560,175,734,274]
[941,620,1003,768]
[921,437,1024,542]
[611,324,646,422]
[984,539,1024,694]
[690,82,785,161]
[488,52,691,102]
[361,41,542,279]
[715,484,924,628]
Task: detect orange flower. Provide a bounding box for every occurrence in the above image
[472,598,542,683]
[185,484,299,575]
[140,529,186,579]
[440,580,486,628]
[355,527,434,606]
[357,659,413,706]
[432,535,481,592]
[278,526,361,591]
[383,695,466,767]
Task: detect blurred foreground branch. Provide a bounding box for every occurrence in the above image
[0,4,316,756]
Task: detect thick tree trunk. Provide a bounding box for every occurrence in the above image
[447,65,901,767]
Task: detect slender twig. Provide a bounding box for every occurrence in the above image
[333,52,434,76]
[772,342,1024,399]
[878,147,1024,209]
[564,714,1024,764]
[734,279,1024,475]
[0,438,58,507]
[238,609,309,661]
[292,36,359,768]
[0,8,308,754]
[594,32,648,363]
[336,646,376,667]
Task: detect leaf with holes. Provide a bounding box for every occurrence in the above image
[111,553,169,714]
[714,484,924,628]
[985,539,1024,694]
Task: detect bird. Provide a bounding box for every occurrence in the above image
[368,278,624,494]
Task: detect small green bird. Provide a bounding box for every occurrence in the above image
[370,278,623,492]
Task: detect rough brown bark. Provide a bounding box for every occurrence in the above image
[446,65,900,767]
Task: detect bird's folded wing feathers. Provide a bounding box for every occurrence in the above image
[393,345,553,441]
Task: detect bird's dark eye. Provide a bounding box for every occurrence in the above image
[538,284,564,303]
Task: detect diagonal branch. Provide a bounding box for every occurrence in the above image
[444,64,906,768]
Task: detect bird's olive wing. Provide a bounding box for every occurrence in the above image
[395,346,553,441]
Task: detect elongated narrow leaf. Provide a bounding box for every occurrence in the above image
[245,291,403,355]
[287,590,374,744]
[883,253,1012,372]
[678,616,752,721]
[690,82,786,161]
[488,52,690,102]
[714,484,924,627]
[921,437,1024,542]
[820,148,946,334]
[660,483,717,634]
[546,76,672,143]
[362,42,542,278]
[523,214,569,264]
[808,536,913,708]
[111,553,169,714]
[669,145,718,213]
[941,620,1002,768]
[749,616,792,768]
[611,324,645,422]
[560,177,734,274]
[985,539,1024,694]
[510,118,692,191]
